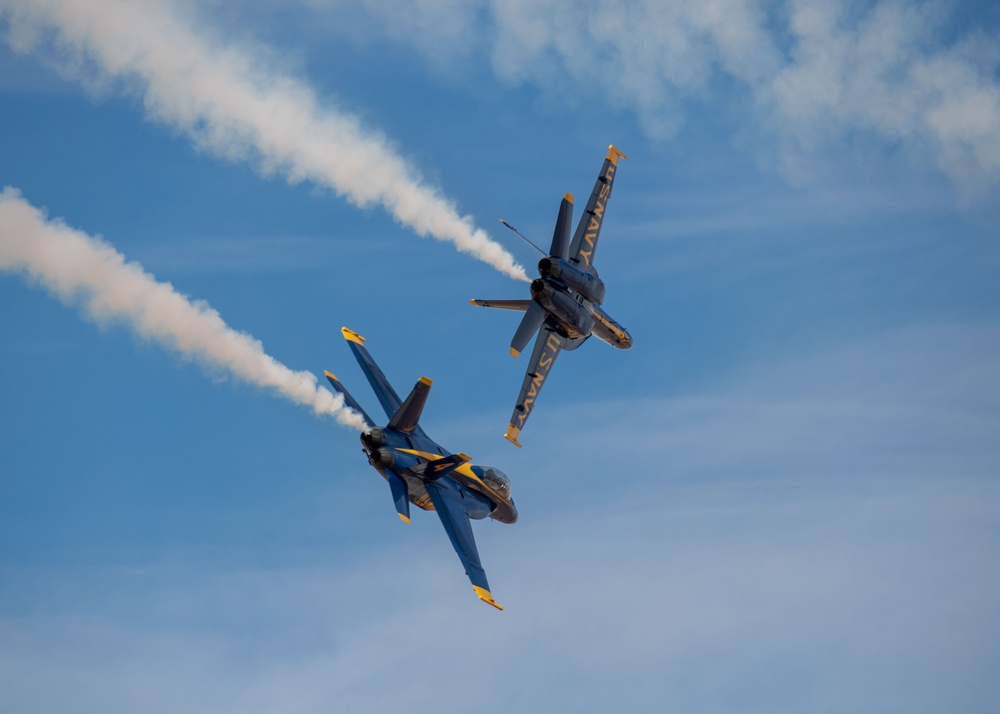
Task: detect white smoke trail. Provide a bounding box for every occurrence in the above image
[0,0,528,282]
[0,188,368,431]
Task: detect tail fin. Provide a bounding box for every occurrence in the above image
[549,192,574,260]
[387,377,432,434]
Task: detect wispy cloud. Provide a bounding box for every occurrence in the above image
[0,188,365,429]
[299,0,1000,192]
[0,0,528,281]
[1,316,998,711]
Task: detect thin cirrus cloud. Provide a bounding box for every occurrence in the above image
[1,320,998,712]
[308,0,1000,191]
[0,0,529,282]
[494,0,1000,189]
[0,188,367,430]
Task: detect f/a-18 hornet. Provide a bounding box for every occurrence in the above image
[324,327,516,610]
[472,145,633,447]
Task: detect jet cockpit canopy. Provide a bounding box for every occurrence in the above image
[479,466,511,500]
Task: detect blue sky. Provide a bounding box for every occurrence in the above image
[2,0,999,711]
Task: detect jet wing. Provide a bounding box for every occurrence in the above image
[341,327,402,418]
[425,479,502,610]
[341,327,429,439]
[504,325,565,447]
[567,145,626,275]
[324,371,376,429]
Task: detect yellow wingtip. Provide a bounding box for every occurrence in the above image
[504,425,522,448]
[398,513,411,524]
[324,370,337,380]
[564,192,574,203]
[473,586,503,611]
[418,376,433,386]
[341,327,366,344]
[606,145,627,165]
[510,347,520,358]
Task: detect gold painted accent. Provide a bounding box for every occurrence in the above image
[418,376,433,386]
[397,513,411,524]
[341,326,366,344]
[564,192,574,203]
[473,585,503,611]
[397,448,440,459]
[392,449,509,502]
[510,347,521,358]
[324,370,338,380]
[504,424,522,448]
[605,145,627,165]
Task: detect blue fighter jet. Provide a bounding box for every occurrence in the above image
[472,145,633,447]
[324,327,516,610]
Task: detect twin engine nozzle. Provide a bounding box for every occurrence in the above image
[361,427,385,450]
[369,446,395,468]
[536,255,606,305]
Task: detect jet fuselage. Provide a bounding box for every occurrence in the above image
[359,424,518,525]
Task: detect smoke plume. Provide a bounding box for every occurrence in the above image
[0,0,528,281]
[0,188,367,431]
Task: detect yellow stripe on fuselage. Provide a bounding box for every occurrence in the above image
[395,448,508,505]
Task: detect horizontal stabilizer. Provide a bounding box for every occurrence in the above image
[387,377,432,434]
[510,302,546,357]
[324,371,375,428]
[386,469,411,523]
[469,299,532,311]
